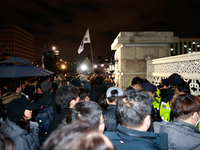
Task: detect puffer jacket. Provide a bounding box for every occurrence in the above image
[154,118,200,150]
[0,118,40,150]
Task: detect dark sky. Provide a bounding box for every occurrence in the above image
[1,0,200,63]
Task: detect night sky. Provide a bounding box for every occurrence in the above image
[1,0,200,63]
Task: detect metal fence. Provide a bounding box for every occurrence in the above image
[147,52,200,95]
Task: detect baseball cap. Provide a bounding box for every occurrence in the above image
[106,86,123,98]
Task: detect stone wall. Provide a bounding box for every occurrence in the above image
[111,31,179,91]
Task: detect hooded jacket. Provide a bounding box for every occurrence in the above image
[0,118,40,150]
[154,118,200,150]
[1,92,21,105]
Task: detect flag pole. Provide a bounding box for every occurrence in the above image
[88,28,94,66]
[89,40,94,66]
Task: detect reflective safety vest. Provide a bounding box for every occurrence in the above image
[160,101,171,121]
[153,88,172,122]
[153,88,161,109]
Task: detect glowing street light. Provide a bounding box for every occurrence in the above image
[101,64,104,67]
[61,64,66,69]
[52,46,56,50]
[81,64,87,71]
[94,65,97,68]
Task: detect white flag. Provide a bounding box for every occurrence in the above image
[78,29,91,54]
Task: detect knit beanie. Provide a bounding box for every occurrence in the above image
[41,81,53,92]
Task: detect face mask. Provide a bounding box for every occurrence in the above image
[195,114,200,127]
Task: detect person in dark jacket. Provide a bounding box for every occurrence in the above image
[125,77,143,91]
[104,90,168,150]
[79,75,91,90]
[0,95,39,150]
[40,81,58,117]
[154,94,200,150]
[90,76,107,101]
[103,86,123,131]
[48,85,80,134]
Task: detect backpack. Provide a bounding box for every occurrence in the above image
[35,97,54,133]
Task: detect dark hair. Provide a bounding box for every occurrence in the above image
[108,90,119,103]
[78,87,89,101]
[66,101,102,129]
[177,82,190,94]
[41,121,114,150]
[7,80,20,92]
[131,77,143,86]
[52,82,58,94]
[61,80,68,86]
[90,76,97,88]
[56,85,78,109]
[17,116,31,133]
[117,90,153,127]
[0,131,15,150]
[95,76,104,86]
[96,93,108,111]
[66,76,73,83]
[170,94,200,119]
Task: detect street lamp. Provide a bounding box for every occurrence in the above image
[81,64,87,71]
[52,46,56,50]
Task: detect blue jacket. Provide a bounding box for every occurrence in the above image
[104,124,168,150]
[81,80,91,91]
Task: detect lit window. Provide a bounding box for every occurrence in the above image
[170,48,173,51]
[184,45,187,48]
[193,42,196,44]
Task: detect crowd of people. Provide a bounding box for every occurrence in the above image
[0,72,200,150]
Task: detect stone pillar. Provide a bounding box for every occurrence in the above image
[111,31,179,91]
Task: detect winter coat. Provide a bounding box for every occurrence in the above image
[42,91,59,116]
[81,80,91,91]
[103,105,117,131]
[154,118,200,150]
[90,85,107,101]
[0,118,40,150]
[48,108,72,134]
[104,124,168,150]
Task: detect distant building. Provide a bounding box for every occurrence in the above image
[171,38,200,55]
[0,24,35,62]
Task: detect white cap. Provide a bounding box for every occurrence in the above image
[106,86,123,98]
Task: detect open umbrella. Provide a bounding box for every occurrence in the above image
[0,56,31,64]
[0,65,54,78]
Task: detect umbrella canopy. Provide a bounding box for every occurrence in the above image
[33,66,54,75]
[0,56,31,64]
[0,65,54,78]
